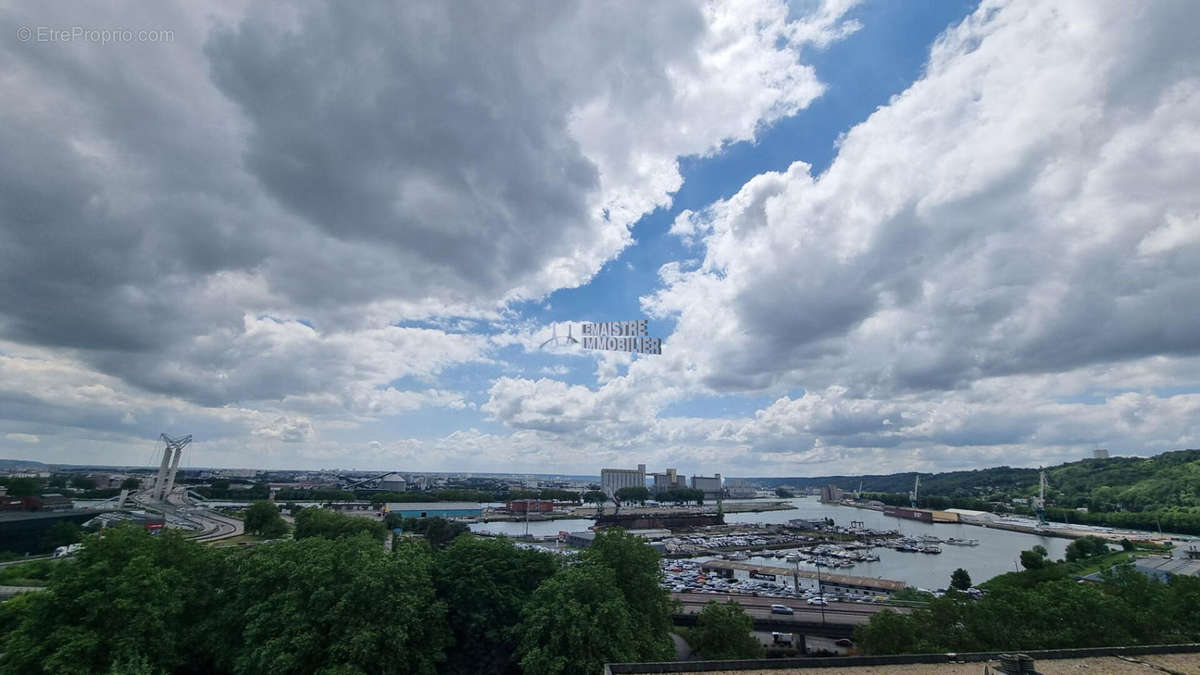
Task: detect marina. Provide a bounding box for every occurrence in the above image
[467,497,1084,591]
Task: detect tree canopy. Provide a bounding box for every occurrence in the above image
[856,557,1200,655]
[243,500,288,538]
[1,526,230,674]
[517,562,639,675]
[685,601,763,660]
[217,535,448,675]
[580,529,676,662]
[950,568,972,591]
[615,486,650,505]
[293,507,385,541]
[433,536,560,675]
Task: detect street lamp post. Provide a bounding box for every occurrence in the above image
[816,561,826,627]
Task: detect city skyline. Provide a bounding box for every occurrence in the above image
[2,1,1199,476]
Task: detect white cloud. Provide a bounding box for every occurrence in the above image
[4,433,39,444]
[648,0,1200,397]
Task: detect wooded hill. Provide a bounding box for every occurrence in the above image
[753,449,1200,514]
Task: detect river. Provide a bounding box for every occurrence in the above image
[723,497,1071,590]
[469,497,1072,590]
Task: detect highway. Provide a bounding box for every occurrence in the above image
[122,486,245,544]
[165,488,245,543]
[672,591,900,626]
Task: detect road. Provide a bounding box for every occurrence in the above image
[124,486,245,544]
[0,555,52,568]
[0,585,44,598]
[672,591,899,626]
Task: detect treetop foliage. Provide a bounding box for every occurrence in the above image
[0,522,681,675]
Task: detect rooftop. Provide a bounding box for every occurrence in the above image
[700,560,906,592]
[383,502,482,511]
[1136,556,1200,577]
[605,645,1200,674]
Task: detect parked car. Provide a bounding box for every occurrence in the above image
[807,597,828,606]
[770,604,795,615]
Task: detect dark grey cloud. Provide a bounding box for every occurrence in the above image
[0,0,718,409]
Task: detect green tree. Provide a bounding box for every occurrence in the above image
[40,520,81,549]
[390,516,469,550]
[1065,536,1110,562]
[685,601,764,659]
[615,486,649,505]
[434,536,560,675]
[1,525,229,674]
[582,490,608,512]
[70,476,96,490]
[219,535,448,674]
[950,568,972,591]
[855,609,927,654]
[1020,548,1047,570]
[775,487,795,498]
[293,507,385,541]
[5,477,38,497]
[517,562,638,675]
[243,500,287,537]
[120,477,142,491]
[581,528,676,661]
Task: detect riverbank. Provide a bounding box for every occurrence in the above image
[473,500,795,522]
[833,499,1181,544]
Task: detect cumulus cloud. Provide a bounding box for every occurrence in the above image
[482,0,1200,473]
[649,0,1200,397]
[0,0,861,466]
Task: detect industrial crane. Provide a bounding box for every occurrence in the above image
[909,475,920,509]
[1033,468,1048,526]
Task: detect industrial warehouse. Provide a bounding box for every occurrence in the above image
[699,559,906,599]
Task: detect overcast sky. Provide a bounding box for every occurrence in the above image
[2,0,1199,476]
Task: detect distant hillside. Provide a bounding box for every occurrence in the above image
[0,459,49,469]
[752,449,1200,512]
[751,466,1038,495]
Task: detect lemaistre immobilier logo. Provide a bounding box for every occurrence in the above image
[540,320,662,355]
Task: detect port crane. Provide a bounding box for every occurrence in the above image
[909,475,920,509]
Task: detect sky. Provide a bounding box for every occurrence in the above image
[1,0,1199,477]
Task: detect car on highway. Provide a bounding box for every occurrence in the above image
[806,597,828,606]
[770,604,795,614]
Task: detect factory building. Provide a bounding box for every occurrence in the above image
[383,502,481,519]
[652,468,687,495]
[726,479,758,499]
[378,473,407,492]
[944,508,1000,525]
[507,499,554,514]
[691,474,723,500]
[819,485,843,503]
[601,464,646,497]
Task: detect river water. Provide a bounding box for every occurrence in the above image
[723,497,1070,590]
[469,497,1072,590]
